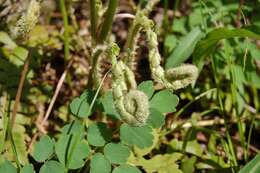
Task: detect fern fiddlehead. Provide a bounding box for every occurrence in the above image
[109,44,149,126]
[146,26,198,90]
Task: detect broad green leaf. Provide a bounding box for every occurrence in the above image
[90,153,111,173]
[239,154,260,173]
[166,27,203,69]
[0,160,17,173]
[33,135,54,162]
[112,165,141,173]
[55,135,91,169]
[137,80,154,99]
[104,143,130,164]
[21,164,35,173]
[193,25,260,70]
[87,122,112,147]
[100,91,121,120]
[120,124,153,149]
[39,160,65,173]
[147,108,165,128]
[150,90,179,114]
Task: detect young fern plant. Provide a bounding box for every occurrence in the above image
[0,1,196,173]
[86,0,198,126]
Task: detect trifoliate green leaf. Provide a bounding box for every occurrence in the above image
[0,160,17,173]
[100,91,121,120]
[90,153,111,173]
[39,160,65,173]
[33,135,54,162]
[120,124,153,149]
[21,164,35,173]
[87,122,112,147]
[69,90,96,118]
[56,122,90,169]
[104,143,130,164]
[150,90,179,114]
[61,121,84,135]
[137,80,154,99]
[147,108,165,128]
[55,135,91,169]
[70,97,90,118]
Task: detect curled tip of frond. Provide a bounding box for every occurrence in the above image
[166,64,199,90]
[122,89,150,126]
[12,0,41,40]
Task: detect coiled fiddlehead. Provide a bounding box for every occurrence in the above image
[146,26,198,90]
[124,11,198,90]
[109,43,149,126]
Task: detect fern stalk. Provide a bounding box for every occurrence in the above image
[97,0,118,43]
[59,0,70,60]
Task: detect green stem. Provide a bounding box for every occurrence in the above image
[59,0,70,60]
[90,0,98,43]
[97,0,118,43]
